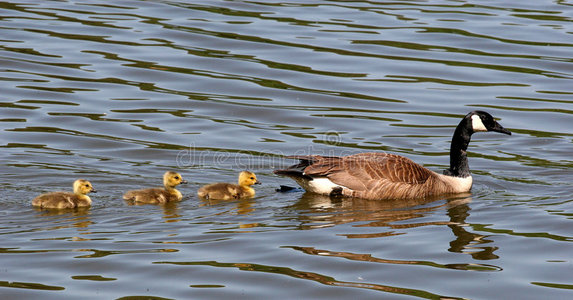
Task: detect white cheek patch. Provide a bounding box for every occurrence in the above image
[471,115,487,132]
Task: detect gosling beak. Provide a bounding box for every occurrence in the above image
[180,180,188,184]
[255,180,262,185]
[491,121,512,135]
[91,189,98,193]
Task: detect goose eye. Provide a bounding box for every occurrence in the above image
[174,176,179,179]
[85,184,90,187]
[250,177,255,180]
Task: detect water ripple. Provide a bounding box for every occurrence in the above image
[1,0,573,298]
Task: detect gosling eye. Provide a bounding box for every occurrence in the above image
[85,184,90,187]
[174,176,179,180]
[250,177,255,180]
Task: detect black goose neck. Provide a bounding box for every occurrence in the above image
[445,118,473,177]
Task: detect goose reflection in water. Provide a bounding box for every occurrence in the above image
[290,193,500,262]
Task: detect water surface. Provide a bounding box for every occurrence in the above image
[1,0,573,299]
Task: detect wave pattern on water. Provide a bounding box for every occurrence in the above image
[1,0,573,299]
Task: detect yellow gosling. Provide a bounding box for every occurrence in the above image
[197,171,261,200]
[123,171,187,204]
[32,179,96,209]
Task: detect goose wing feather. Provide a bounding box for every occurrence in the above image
[289,153,434,191]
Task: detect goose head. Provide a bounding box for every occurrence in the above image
[73,179,96,195]
[238,171,261,187]
[467,111,511,135]
[163,171,187,188]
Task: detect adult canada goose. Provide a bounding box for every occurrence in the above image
[197,171,261,200]
[32,179,96,209]
[123,171,187,204]
[274,111,511,200]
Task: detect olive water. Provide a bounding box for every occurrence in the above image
[1,1,572,299]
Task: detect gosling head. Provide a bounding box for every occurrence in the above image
[163,171,187,188]
[467,111,512,135]
[73,179,96,195]
[238,171,261,187]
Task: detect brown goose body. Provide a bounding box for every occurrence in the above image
[275,111,511,200]
[197,171,261,200]
[32,179,96,209]
[123,171,187,204]
[277,153,471,200]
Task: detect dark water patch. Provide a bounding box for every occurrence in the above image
[0,280,65,291]
[71,275,117,281]
[531,281,573,290]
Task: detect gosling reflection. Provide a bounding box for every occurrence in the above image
[32,208,94,233]
[200,197,256,215]
[125,197,183,223]
[199,198,259,229]
[161,201,182,223]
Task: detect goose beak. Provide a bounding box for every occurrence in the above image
[91,189,97,193]
[255,180,262,185]
[180,180,188,184]
[491,121,512,135]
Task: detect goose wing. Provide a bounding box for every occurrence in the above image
[289,153,434,191]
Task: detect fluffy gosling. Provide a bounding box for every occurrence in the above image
[123,171,187,204]
[197,171,261,200]
[32,179,96,209]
